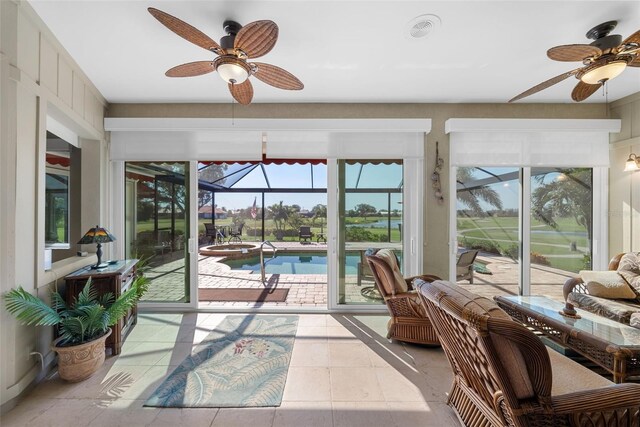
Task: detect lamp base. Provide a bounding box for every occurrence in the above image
[91,263,108,269]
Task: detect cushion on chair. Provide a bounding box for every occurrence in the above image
[547,348,612,395]
[631,313,640,329]
[579,270,637,299]
[619,270,640,297]
[617,252,640,274]
[567,292,640,324]
[423,281,535,400]
[375,249,408,293]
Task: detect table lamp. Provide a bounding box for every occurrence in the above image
[78,225,116,269]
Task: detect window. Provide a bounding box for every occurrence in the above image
[45,131,78,251]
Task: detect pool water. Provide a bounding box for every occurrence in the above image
[222,251,361,275]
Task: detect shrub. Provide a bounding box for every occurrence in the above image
[530,251,551,266]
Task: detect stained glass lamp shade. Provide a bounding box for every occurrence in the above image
[78,225,116,269]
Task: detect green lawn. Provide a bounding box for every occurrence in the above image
[458,215,590,272]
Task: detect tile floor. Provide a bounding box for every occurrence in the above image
[1,313,461,427]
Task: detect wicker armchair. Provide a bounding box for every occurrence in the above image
[415,279,640,427]
[365,248,441,345]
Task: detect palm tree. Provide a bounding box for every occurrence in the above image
[456,167,503,215]
[532,168,592,242]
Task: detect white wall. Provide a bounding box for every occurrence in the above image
[609,92,640,256]
[0,1,107,408]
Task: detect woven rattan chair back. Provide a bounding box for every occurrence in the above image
[416,279,640,427]
[365,248,440,345]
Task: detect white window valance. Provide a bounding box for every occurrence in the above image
[445,119,620,167]
[105,118,430,161]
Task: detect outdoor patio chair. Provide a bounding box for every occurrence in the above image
[228,224,243,244]
[456,249,478,284]
[357,250,375,287]
[365,248,441,345]
[414,279,640,427]
[299,226,313,243]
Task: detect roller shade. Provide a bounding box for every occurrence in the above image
[106,118,430,161]
[446,119,620,167]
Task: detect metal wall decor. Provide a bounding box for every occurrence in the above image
[431,141,444,204]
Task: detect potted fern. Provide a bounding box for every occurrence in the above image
[4,275,147,382]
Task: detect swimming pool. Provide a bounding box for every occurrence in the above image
[222,251,361,275]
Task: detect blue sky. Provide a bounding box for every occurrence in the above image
[209,162,403,211]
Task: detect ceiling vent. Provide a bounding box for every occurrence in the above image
[407,14,441,40]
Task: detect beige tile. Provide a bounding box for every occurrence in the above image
[88,399,160,426]
[151,407,219,426]
[156,343,197,365]
[328,342,372,367]
[295,326,328,340]
[290,341,329,367]
[211,407,275,427]
[297,314,327,327]
[388,401,462,426]
[119,365,177,400]
[137,313,182,326]
[125,324,167,342]
[282,367,331,401]
[403,345,451,369]
[30,398,106,426]
[273,401,333,427]
[420,365,455,396]
[64,364,152,400]
[374,366,441,402]
[332,401,394,427]
[113,342,173,366]
[329,367,384,401]
[326,326,358,342]
[0,398,58,426]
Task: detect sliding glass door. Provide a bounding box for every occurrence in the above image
[336,160,403,305]
[453,166,595,298]
[529,168,593,293]
[125,162,191,304]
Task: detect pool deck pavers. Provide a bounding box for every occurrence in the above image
[141,241,572,307]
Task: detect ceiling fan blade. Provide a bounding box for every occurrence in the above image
[234,20,278,59]
[252,62,303,90]
[628,57,640,67]
[148,8,221,53]
[229,80,254,105]
[547,44,602,62]
[508,69,580,102]
[621,29,640,46]
[165,61,215,77]
[571,81,601,102]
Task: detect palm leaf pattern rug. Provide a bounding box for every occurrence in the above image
[145,315,298,408]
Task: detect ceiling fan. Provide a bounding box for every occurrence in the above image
[509,21,639,102]
[148,8,303,105]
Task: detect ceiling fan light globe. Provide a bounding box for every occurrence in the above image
[580,61,627,84]
[218,63,249,84]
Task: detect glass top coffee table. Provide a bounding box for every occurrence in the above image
[495,295,640,383]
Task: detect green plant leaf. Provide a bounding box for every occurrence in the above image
[76,278,98,306]
[106,282,138,326]
[50,291,68,313]
[3,287,62,326]
[59,317,87,344]
[98,292,115,307]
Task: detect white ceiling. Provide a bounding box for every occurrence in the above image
[29,1,640,104]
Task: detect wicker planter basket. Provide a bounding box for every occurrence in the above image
[52,329,111,382]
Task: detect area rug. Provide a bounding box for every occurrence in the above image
[198,288,289,302]
[145,315,298,408]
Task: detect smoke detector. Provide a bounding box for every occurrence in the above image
[406,14,441,40]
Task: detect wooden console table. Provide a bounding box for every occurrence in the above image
[495,295,640,383]
[64,259,139,355]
